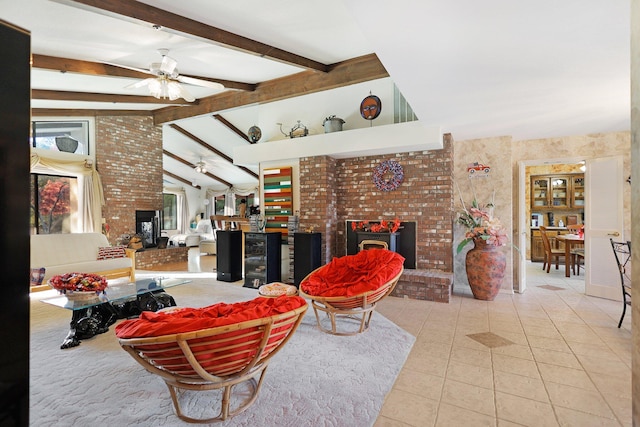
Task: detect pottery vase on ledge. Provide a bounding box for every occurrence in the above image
[464,238,506,301]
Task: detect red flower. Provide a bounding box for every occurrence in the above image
[352,218,402,233]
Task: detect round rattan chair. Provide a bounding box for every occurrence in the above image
[299,249,404,336]
[117,300,307,423]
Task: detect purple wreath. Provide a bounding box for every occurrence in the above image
[373,160,404,191]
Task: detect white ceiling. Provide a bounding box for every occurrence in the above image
[1,0,631,189]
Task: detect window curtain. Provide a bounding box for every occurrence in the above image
[224,189,236,216]
[205,186,258,217]
[206,188,228,216]
[165,187,189,234]
[30,152,104,232]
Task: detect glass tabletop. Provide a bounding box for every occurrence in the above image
[41,277,191,310]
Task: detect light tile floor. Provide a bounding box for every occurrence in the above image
[160,250,632,426]
[374,262,632,427]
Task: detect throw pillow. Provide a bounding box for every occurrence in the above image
[97,245,127,260]
[30,267,46,287]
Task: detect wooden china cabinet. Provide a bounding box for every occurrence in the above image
[530,173,584,262]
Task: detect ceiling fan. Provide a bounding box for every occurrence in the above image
[120,49,224,102]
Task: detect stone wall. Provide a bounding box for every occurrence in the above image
[95,116,163,245]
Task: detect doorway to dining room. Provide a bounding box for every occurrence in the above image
[517,158,587,293]
[517,156,626,298]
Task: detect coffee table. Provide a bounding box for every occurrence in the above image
[42,277,190,349]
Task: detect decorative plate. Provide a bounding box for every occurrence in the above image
[360,95,382,120]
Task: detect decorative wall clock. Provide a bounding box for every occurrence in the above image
[373,160,404,192]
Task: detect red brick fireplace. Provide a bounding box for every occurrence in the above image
[298,135,455,302]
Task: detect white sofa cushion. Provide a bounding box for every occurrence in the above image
[30,233,134,281]
[43,258,133,281]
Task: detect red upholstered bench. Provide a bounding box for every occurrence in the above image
[116,296,307,423]
[299,249,404,335]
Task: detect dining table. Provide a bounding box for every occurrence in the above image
[555,233,585,277]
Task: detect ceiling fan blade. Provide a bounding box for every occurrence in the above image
[104,61,155,76]
[177,75,224,90]
[167,81,195,102]
[160,55,178,75]
[124,77,156,89]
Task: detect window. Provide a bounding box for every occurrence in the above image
[31,120,90,155]
[163,193,177,230]
[30,174,78,234]
[215,195,225,215]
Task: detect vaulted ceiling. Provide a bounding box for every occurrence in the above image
[2,0,631,189]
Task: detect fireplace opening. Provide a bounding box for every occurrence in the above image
[345,220,416,269]
[135,210,162,248]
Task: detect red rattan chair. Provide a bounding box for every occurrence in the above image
[299,249,404,336]
[117,297,307,423]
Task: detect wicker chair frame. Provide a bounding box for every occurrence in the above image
[118,304,307,423]
[299,267,403,336]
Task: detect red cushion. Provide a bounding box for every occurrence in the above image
[300,249,404,297]
[115,295,307,338]
[116,296,306,377]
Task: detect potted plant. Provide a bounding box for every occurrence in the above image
[456,189,509,301]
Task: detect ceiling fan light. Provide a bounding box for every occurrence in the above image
[147,78,163,99]
[166,81,182,101]
[194,160,207,174]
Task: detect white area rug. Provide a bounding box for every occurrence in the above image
[30,278,414,426]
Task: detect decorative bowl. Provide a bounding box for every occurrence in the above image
[64,291,101,302]
[48,272,108,294]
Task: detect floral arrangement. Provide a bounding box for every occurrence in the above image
[351,218,401,233]
[456,180,509,254]
[48,272,108,294]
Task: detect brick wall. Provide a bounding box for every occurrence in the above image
[135,246,189,270]
[95,116,163,245]
[299,135,454,273]
[298,155,337,264]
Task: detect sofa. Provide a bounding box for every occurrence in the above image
[168,219,215,248]
[30,232,136,284]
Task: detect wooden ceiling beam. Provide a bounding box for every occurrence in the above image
[212,114,252,144]
[32,54,150,79]
[32,89,193,105]
[58,0,328,72]
[163,149,233,187]
[154,53,389,124]
[32,108,153,117]
[32,54,254,92]
[163,170,201,190]
[168,124,258,180]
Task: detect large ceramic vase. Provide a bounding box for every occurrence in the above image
[465,238,506,301]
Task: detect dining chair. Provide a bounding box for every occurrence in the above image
[610,239,631,328]
[539,226,564,273]
[567,224,585,275]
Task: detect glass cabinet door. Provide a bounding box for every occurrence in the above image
[532,178,549,208]
[571,176,584,207]
[551,177,569,208]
